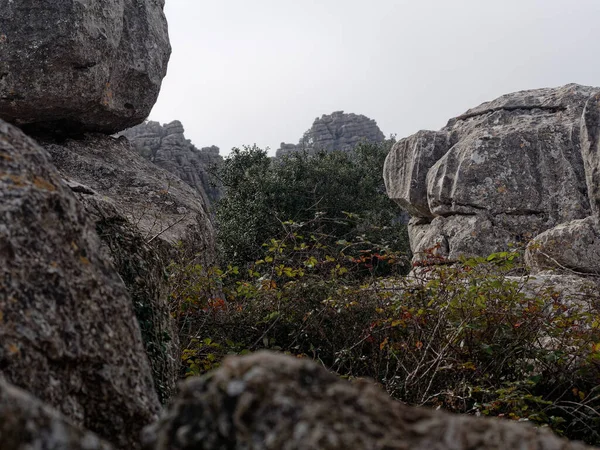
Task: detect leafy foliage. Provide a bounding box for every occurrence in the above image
[169,237,600,445]
[214,141,409,267]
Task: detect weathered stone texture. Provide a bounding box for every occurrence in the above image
[277,111,385,156]
[525,216,600,274]
[385,84,599,262]
[0,377,114,450]
[143,352,593,450]
[120,120,223,205]
[44,133,215,260]
[0,120,160,449]
[0,0,170,134]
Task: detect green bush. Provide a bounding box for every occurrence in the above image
[169,235,600,445]
[213,141,409,267]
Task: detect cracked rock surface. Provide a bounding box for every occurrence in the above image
[0,0,170,134]
[0,120,160,449]
[384,84,600,262]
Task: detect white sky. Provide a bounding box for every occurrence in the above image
[149,0,600,155]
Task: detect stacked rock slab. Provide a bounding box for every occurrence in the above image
[120,120,224,205]
[143,352,593,450]
[0,120,160,448]
[0,377,114,450]
[384,84,600,267]
[0,0,170,134]
[277,111,385,157]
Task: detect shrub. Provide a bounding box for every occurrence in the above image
[213,141,409,267]
[169,234,600,445]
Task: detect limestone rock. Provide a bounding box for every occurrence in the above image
[277,111,385,156]
[120,120,223,205]
[0,377,114,450]
[385,84,598,262]
[70,191,181,405]
[44,133,215,261]
[0,120,160,449]
[525,216,600,274]
[0,0,170,134]
[143,351,593,450]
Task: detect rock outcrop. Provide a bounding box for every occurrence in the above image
[0,120,161,449]
[143,351,593,450]
[277,111,385,156]
[44,133,215,258]
[0,0,170,134]
[0,377,114,450]
[384,84,600,266]
[121,120,223,205]
[67,189,181,406]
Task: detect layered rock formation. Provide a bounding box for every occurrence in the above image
[277,111,385,156]
[121,120,223,205]
[0,377,114,450]
[44,133,215,256]
[0,120,160,448]
[144,352,593,450]
[384,84,600,271]
[0,0,170,134]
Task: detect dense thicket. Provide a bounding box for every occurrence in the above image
[214,141,410,267]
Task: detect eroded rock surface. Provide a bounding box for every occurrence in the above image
[120,120,223,204]
[277,111,385,156]
[0,120,160,449]
[44,133,215,260]
[143,351,593,450]
[70,191,181,405]
[0,377,114,450]
[385,84,600,262]
[0,0,170,134]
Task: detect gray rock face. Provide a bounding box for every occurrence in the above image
[0,0,170,134]
[68,190,181,406]
[120,121,223,205]
[0,377,114,450]
[143,351,593,450]
[277,111,385,156]
[385,84,599,262]
[0,120,160,448]
[44,133,216,260]
[525,216,600,274]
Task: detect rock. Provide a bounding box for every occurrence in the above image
[0,377,114,450]
[44,133,215,261]
[143,351,593,450]
[0,120,160,449]
[385,84,598,262]
[580,91,600,215]
[525,216,600,274]
[0,0,170,134]
[71,191,181,405]
[120,120,223,205]
[277,111,385,156]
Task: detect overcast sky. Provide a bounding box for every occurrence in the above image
[149,0,600,155]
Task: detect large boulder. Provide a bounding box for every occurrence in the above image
[525,215,600,274]
[143,352,593,450]
[0,0,170,134]
[0,377,114,450]
[385,84,598,262]
[44,133,215,261]
[0,120,160,448]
